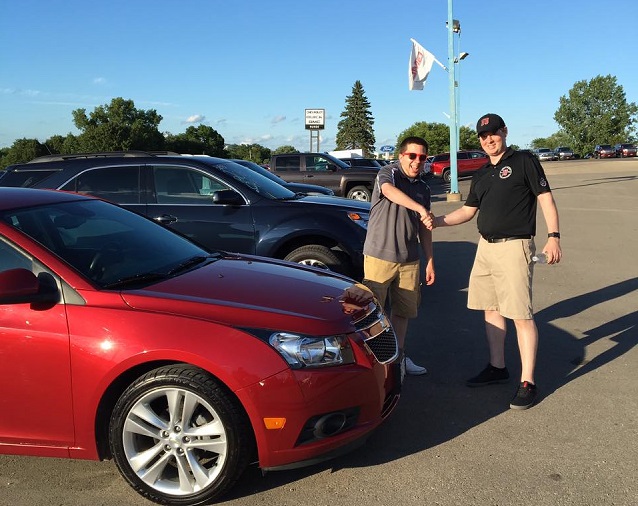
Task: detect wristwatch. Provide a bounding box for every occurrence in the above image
[548,232,561,238]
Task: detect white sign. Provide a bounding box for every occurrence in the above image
[305,109,325,130]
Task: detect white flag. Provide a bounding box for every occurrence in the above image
[409,38,435,91]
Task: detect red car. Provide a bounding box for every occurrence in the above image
[429,150,488,182]
[614,143,637,158]
[0,188,401,505]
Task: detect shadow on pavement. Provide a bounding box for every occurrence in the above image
[222,244,638,502]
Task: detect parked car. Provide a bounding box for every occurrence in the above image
[268,153,378,201]
[0,187,401,505]
[0,152,369,278]
[554,146,575,160]
[231,159,334,195]
[429,150,488,182]
[613,143,637,158]
[593,144,616,159]
[533,148,557,162]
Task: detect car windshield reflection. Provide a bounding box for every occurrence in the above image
[2,199,210,288]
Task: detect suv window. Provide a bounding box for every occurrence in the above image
[0,169,59,188]
[60,167,141,204]
[153,166,229,204]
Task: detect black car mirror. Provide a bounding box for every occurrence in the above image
[212,189,244,206]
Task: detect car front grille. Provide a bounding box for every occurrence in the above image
[352,303,398,364]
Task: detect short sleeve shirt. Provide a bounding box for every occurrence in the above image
[363,163,431,263]
[465,148,551,238]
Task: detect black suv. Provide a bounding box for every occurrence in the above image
[0,152,370,278]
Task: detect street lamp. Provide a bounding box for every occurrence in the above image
[454,51,469,152]
[446,2,461,200]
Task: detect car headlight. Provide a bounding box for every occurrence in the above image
[347,211,369,230]
[269,332,355,368]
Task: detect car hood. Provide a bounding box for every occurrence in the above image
[294,194,371,211]
[120,255,369,334]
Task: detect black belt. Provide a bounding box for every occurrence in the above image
[482,235,531,243]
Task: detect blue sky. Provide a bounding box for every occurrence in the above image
[2,0,637,152]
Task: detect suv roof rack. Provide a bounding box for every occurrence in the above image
[27,151,181,164]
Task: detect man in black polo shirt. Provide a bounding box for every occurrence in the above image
[430,113,562,409]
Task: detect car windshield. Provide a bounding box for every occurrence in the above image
[2,199,213,288]
[231,159,284,183]
[193,157,297,200]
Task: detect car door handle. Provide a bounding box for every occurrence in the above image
[154,214,178,225]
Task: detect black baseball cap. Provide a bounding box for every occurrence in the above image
[476,113,506,135]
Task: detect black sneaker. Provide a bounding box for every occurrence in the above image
[466,364,510,387]
[509,381,538,410]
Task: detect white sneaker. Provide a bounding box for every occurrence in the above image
[405,357,428,375]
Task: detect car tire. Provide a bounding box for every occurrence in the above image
[346,186,371,201]
[109,365,253,506]
[284,244,347,274]
[442,169,451,183]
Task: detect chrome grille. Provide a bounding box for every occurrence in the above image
[352,303,398,364]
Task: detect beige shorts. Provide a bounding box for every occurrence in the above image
[468,237,535,320]
[363,256,421,318]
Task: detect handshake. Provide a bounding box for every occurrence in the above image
[419,209,436,231]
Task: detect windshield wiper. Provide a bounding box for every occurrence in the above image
[167,254,222,275]
[103,272,169,289]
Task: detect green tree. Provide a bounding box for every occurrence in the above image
[554,75,638,155]
[336,81,375,156]
[531,132,571,150]
[397,122,481,155]
[43,133,81,155]
[272,145,298,155]
[0,138,50,168]
[459,126,481,151]
[165,125,226,156]
[72,97,165,152]
[225,143,270,163]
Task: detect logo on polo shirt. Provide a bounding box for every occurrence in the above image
[540,177,547,187]
[499,166,512,179]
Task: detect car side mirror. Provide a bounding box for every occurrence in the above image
[0,268,59,305]
[212,189,244,206]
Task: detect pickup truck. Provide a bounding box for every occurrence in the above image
[269,152,378,201]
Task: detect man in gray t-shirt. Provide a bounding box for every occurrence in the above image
[363,136,435,375]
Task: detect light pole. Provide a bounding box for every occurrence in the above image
[454,51,469,152]
[446,1,461,201]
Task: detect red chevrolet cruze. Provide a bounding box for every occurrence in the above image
[0,188,401,505]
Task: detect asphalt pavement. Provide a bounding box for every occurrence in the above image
[0,158,636,506]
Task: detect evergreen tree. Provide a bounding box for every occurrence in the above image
[336,81,375,156]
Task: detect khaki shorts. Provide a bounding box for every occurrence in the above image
[363,256,421,318]
[468,237,535,320]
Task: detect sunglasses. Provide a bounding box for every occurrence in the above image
[403,152,428,162]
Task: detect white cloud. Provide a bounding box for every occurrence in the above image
[93,77,106,85]
[182,114,205,124]
[271,115,286,124]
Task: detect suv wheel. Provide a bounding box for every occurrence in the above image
[346,186,371,201]
[284,245,346,274]
[442,169,452,183]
